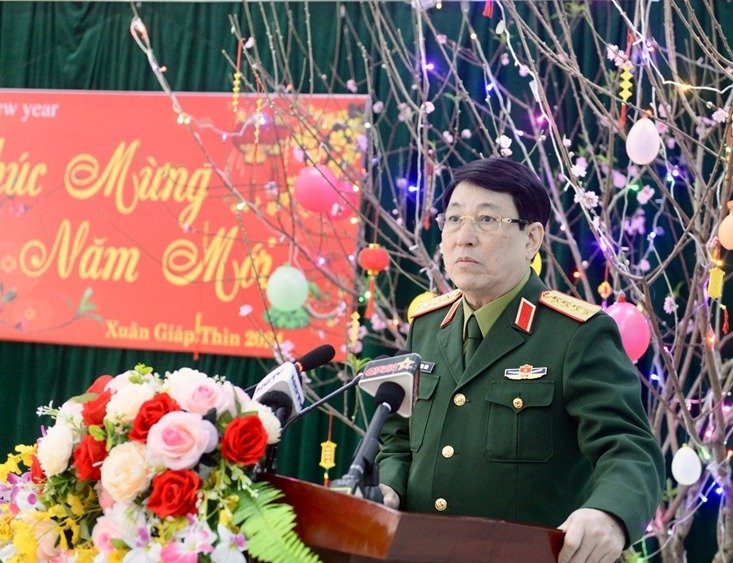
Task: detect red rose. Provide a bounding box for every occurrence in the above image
[30,453,45,484]
[85,374,114,395]
[72,434,108,481]
[146,469,201,518]
[129,393,181,442]
[220,414,268,466]
[82,389,113,427]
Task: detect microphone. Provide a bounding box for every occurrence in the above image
[357,351,420,417]
[329,379,407,499]
[294,344,336,373]
[252,344,336,422]
[279,353,389,432]
[251,344,335,474]
[256,389,293,426]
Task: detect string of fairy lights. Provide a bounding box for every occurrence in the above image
[126,1,733,556]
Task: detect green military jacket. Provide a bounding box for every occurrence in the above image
[377,272,665,544]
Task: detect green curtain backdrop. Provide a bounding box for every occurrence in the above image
[1,3,730,561]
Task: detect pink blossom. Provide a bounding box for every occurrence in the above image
[664,295,678,314]
[637,185,655,205]
[146,411,217,470]
[573,189,599,209]
[712,107,729,123]
[571,157,587,178]
[612,170,626,189]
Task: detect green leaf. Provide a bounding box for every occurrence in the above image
[134,363,153,375]
[232,482,321,563]
[88,425,106,441]
[2,287,16,303]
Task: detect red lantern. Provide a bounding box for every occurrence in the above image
[357,244,389,274]
[357,244,389,318]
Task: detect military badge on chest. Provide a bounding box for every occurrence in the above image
[504,364,548,380]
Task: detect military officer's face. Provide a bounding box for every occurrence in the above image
[441,181,544,309]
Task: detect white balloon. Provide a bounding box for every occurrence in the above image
[626,117,661,165]
[671,444,702,486]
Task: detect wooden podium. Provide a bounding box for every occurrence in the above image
[264,474,564,562]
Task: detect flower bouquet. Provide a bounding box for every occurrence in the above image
[0,364,320,562]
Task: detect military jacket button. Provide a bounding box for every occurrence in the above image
[453,393,466,406]
[441,445,455,458]
[434,498,447,511]
[513,397,524,409]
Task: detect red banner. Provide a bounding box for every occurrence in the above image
[0,89,368,361]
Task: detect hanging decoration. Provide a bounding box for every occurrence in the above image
[617,31,634,128]
[357,243,390,317]
[605,295,651,363]
[319,414,337,487]
[626,116,661,165]
[707,244,725,299]
[671,444,703,486]
[266,265,309,311]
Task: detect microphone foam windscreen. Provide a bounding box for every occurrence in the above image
[258,390,293,419]
[373,381,406,413]
[296,344,336,372]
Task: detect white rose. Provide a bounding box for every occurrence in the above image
[100,442,151,503]
[106,369,158,394]
[58,399,84,427]
[105,383,156,423]
[164,368,208,389]
[221,381,248,417]
[248,401,282,445]
[37,423,75,477]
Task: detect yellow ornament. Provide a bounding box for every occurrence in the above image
[597,281,613,300]
[708,267,724,299]
[619,63,633,102]
[319,440,337,471]
[531,252,542,276]
[407,291,437,322]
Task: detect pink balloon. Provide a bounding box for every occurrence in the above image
[293,165,339,213]
[606,301,651,363]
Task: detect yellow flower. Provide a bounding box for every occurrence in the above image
[67,493,86,517]
[10,518,37,561]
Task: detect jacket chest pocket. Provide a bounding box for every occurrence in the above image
[409,373,439,452]
[484,381,555,462]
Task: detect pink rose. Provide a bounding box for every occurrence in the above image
[146,411,217,470]
[168,375,230,416]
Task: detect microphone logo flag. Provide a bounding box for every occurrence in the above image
[358,352,420,417]
[252,362,305,416]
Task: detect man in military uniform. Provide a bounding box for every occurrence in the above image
[377,158,664,563]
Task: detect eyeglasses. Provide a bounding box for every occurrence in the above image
[436,213,529,234]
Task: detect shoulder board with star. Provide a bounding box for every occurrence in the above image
[539,290,601,323]
[411,289,463,319]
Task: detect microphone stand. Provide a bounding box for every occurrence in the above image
[281,374,363,431]
[264,375,364,473]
